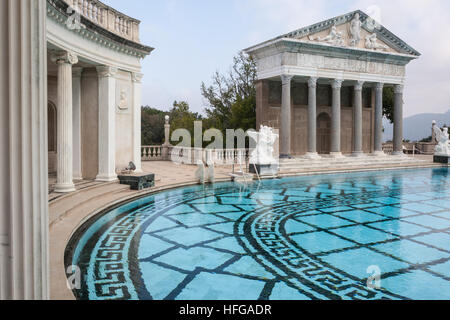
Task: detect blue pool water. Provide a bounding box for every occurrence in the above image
[66,167,450,300]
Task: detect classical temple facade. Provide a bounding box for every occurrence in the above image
[47,0,152,192]
[245,11,420,159]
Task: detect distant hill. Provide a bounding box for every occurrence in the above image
[383,110,450,142]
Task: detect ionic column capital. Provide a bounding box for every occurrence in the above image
[131,72,144,83]
[331,79,343,90]
[394,84,404,94]
[308,77,318,89]
[72,67,83,78]
[281,74,294,85]
[51,50,78,65]
[354,81,365,91]
[375,82,384,91]
[96,65,118,78]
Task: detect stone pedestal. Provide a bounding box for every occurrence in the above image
[434,156,450,164]
[249,164,279,176]
[118,173,155,190]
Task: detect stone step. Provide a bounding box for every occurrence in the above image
[49,182,130,225]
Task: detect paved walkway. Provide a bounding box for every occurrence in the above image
[48,155,441,299]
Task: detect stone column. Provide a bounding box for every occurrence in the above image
[0,0,49,299]
[352,81,364,156]
[72,67,83,179]
[96,66,117,182]
[305,77,320,159]
[132,72,143,173]
[96,66,118,181]
[280,75,293,158]
[162,116,171,160]
[52,51,78,193]
[393,84,404,156]
[373,83,385,156]
[331,79,343,157]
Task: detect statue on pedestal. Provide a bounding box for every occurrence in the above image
[248,126,279,165]
[433,124,450,156]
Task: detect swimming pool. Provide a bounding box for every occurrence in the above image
[66,167,450,300]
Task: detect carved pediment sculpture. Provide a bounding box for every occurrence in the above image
[365,33,388,51]
[348,13,362,47]
[308,24,345,47]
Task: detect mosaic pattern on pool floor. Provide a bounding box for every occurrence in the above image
[66,168,450,300]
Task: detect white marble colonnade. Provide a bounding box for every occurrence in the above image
[279,75,404,158]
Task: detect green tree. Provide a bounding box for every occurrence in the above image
[201,52,257,132]
[383,87,395,123]
[169,101,202,145]
[141,106,166,145]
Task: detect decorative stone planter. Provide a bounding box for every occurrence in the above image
[118,173,155,190]
[434,156,450,164]
[249,164,279,176]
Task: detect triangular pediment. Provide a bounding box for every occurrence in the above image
[282,10,420,56]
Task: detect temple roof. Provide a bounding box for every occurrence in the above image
[245,10,420,57]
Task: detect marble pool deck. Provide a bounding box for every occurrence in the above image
[49,155,445,299]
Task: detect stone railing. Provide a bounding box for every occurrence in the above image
[65,0,140,42]
[382,143,394,155]
[141,145,251,165]
[142,145,164,161]
[169,147,251,165]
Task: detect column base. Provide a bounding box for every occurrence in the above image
[371,151,387,157]
[54,183,76,193]
[351,151,365,157]
[392,151,405,157]
[304,152,321,160]
[330,152,344,159]
[96,174,118,182]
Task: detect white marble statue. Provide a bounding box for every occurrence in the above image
[349,13,362,47]
[248,126,279,165]
[206,159,215,184]
[309,24,344,47]
[365,33,388,51]
[195,160,205,184]
[433,124,450,156]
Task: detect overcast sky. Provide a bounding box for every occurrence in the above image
[103,0,450,117]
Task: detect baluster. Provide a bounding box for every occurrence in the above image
[115,16,119,31]
[89,2,92,18]
[92,5,97,22]
[83,0,88,16]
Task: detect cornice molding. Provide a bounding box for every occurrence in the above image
[46,0,153,59]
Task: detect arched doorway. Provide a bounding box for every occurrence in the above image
[48,102,57,174]
[317,112,331,154]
